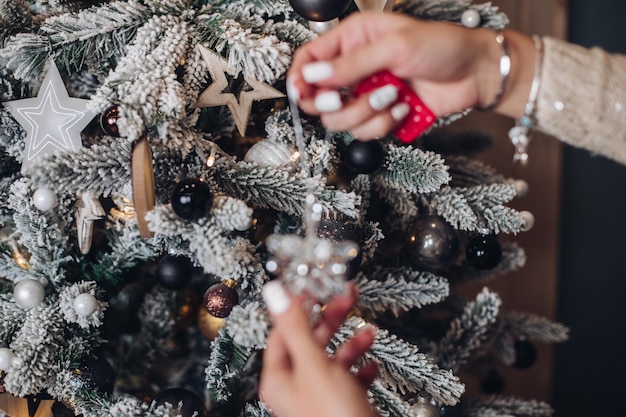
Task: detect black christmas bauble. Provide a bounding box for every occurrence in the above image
[152,388,209,417]
[156,255,193,290]
[407,215,459,272]
[203,282,239,318]
[465,234,502,270]
[171,178,213,221]
[100,106,121,137]
[316,219,362,279]
[480,369,505,394]
[345,139,385,174]
[288,0,352,21]
[70,356,116,395]
[512,339,537,369]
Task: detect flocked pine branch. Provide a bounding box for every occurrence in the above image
[354,267,449,316]
[334,317,465,405]
[396,0,509,30]
[0,0,32,47]
[368,381,415,417]
[504,311,570,343]
[380,144,451,194]
[435,287,501,372]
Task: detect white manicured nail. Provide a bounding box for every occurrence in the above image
[302,61,334,83]
[315,91,342,112]
[369,84,399,111]
[390,102,410,121]
[262,281,291,315]
[286,77,300,102]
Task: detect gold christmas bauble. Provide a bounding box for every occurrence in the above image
[197,308,225,341]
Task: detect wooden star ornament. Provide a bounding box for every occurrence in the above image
[194,45,285,136]
[0,393,54,417]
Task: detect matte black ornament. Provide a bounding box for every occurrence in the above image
[288,0,352,21]
[465,234,502,270]
[99,106,121,137]
[512,339,537,369]
[71,356,116,395]
[345,139,385,174]
[316,219,362,279]
[171,178,213,220]
[480,369,505,394]
[203,281,239,318]
[156,255,193,290]
[407,215,459,272]
[152,388,209,417]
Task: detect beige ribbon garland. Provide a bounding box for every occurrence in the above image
[131,132,155,238]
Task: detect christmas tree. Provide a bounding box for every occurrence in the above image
[0,0,569,416]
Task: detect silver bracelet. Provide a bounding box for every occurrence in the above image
[478,31,511,111]
[508,35,543,164]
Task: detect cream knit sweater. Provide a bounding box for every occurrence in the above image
[537,37,626,165]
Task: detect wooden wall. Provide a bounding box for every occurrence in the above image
[449,0,568,402]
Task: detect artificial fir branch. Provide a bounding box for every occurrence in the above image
[0,0,32,47]
[463,395,554,417]
[380,145,451,194]
[397,0,509,30]
[354,267,449,316]
[504,311,570,343]
[0,294,26,343]
[435,288,501,372]
[367,381,415,417]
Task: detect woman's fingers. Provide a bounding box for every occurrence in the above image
[333,326,377,369]
[312,284,358,346]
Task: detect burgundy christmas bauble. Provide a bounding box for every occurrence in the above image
[288,0,352,21]
[465,234,502,270]
[407,215,459,272]
[100,105,121,137]
[203,282,239,318]
[171,178,213,221]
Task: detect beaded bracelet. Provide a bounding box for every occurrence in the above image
[508,35,544,164]
[478,31,511,111]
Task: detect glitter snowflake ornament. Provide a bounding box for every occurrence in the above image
[265,194,359,314]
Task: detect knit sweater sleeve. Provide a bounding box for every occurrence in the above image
[536,37,626,165]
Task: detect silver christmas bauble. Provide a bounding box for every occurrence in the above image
[520,210,535,231]
[461,9,481,28]
[411,401,440,417]
[244,140,297,171]
[308,18,339,34]
[14,279,45,309]
[74,293,98,316]
[0,347,14,371]
[32,187,58,211]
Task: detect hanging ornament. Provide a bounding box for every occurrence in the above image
[203,280,239,318]
[288,0,352,21]
[513,179,529,198]
[73,293,98,317]
[479,369,504,394]
[308,19,339,34]
[32,187,57,212]
[520,210,535,231]
[131,132,155,238]
[197,308,225,341]
[411,397,440,417]
[512,338,537,369]
[344,139,385,174]
[407,215,459,272]
[151,388,209,417]
[461,9,481,28]
[316,219,362,279]
[74,192,105,255]
[0,348,14,371]
[0,393,54,417]
[465,234,502,270]
[2,60,97,175]
[14,279,45,310]
[99,105,121,137]
[155,255,194,290]
[70,356,116,395]
[354,0,395,12]
[171,178,214,221]
[195,46,285,136]
[244,140,299,172]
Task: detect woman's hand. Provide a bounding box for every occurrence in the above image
[260,282,379,417]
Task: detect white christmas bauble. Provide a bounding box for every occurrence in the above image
[14,279,45,309]
[411,401,440,417]
[32,187,58,211]
[233,215,254,232]
[520,210,535,231]
[74,293,98,316]
[0,348,14,371]
[244,140,296,170]
[461,9,481,28]
[514,179,529,198]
